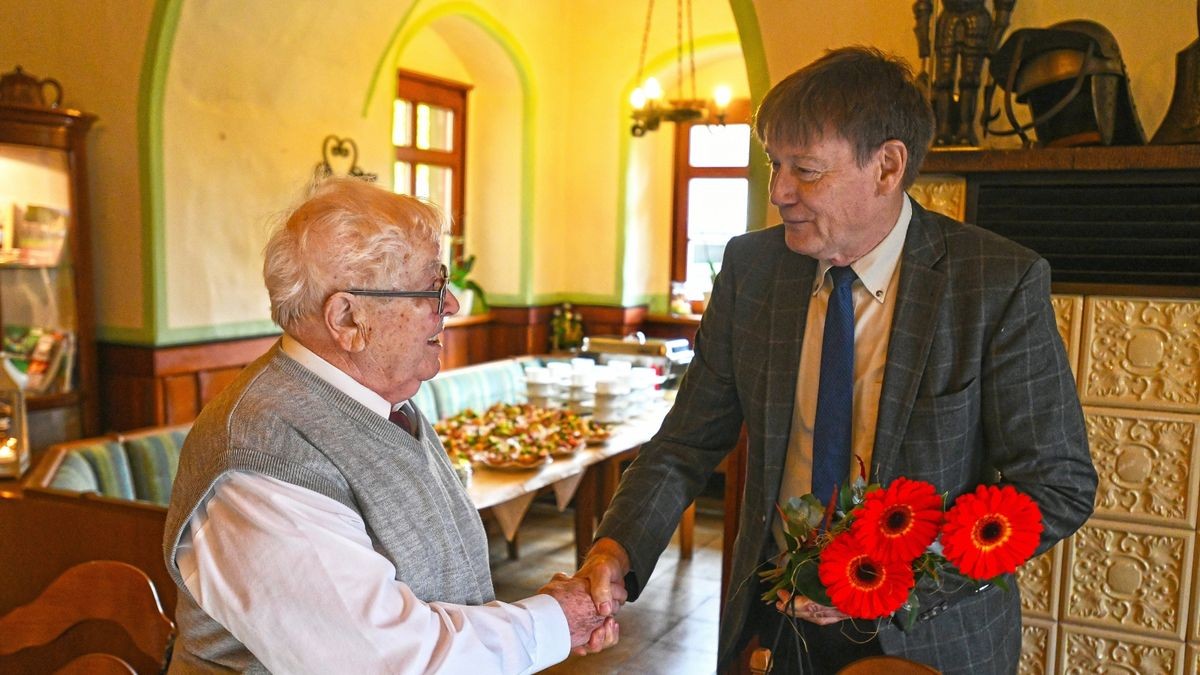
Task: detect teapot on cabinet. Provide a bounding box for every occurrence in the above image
[0,65,62,109]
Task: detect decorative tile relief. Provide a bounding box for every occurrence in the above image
[1063,519,1192,639]
[1080,297,1200,412]
[1018,541,1061,619]
[1020,617,1053,675]
[909,174,966,221]
[1051,294,1083,375]
[1187,643,1200,675]
[1059,624,1183,675]
[1085,407,1200,528]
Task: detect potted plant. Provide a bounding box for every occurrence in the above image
[449,253,487,315]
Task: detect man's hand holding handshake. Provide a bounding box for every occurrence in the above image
[538,571,620,654]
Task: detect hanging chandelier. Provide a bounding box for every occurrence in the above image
[629,0,731,136]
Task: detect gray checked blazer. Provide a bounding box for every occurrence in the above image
[594,200,1097,674]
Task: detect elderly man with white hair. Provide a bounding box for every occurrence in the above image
[163,177,614,674]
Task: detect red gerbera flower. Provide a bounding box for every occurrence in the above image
[851,477,944,563]
[818,531,915,619]
[941,484,1043,580]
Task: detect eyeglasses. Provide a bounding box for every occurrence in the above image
[345,264,449,314]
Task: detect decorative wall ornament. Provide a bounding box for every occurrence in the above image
[1051,294,1083,375]
[1080,297,1200,411]
[1064,520,1190,638]
[1018,619,1052,675]
[1085,408,1198,527]
[1061,624,1181,674]
[908,174,966,221]
[314,135,377,182]
[1017,542,1059,617]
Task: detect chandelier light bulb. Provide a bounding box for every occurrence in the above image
[643,77,664,102]
[713,84,733,111]
[630,87,648,111]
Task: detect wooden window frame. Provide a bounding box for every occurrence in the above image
[395,70,472,251]
[670,98,753,283]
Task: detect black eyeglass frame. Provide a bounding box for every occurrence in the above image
[344,264,449,314]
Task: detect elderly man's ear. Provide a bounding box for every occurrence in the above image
[325,293,368,353]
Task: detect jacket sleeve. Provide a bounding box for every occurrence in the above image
[594,236,749,599]
[981,257,1097,553]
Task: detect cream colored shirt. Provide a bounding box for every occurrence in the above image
[776,196,912,530]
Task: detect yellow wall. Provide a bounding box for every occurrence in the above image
[0,0,1193,345]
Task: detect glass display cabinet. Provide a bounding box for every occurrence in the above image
[0,77,98,464]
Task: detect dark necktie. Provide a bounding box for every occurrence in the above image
[811,266,857,506]
[389,405,414,436]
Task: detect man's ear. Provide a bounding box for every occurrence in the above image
[876,139,908,195]
[325,292,367,352]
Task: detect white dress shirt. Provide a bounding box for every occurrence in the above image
[175,335,569,674]
[776,196,912,524]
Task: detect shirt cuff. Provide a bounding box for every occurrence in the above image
[515,593,571,671]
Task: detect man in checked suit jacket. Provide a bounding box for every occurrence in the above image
[577,46,1097,674]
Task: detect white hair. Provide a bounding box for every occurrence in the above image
[263,177,445,331]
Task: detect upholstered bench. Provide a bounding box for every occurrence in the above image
[26,425,191,507]
[26,355,693,559]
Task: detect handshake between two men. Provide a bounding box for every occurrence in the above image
[538,537,632,655]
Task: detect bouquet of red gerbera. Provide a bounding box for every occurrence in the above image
[761,474,1043,626]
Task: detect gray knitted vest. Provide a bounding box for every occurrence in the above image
[162,344,492,673]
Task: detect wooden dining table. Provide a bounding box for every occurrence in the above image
[464,395,673,567]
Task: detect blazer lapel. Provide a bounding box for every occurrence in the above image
[761,249,816,509]
[872,202,947,482]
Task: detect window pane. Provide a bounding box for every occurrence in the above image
[393,162,412,195]
[416,104,455,151]
[392,100,413,147]
[685,177,748,290]
[687,240,726,290]
[415,164,453,209]
[686,178,748,238]
[688,123,751,167]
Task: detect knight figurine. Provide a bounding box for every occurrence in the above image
[914,0,1016,146]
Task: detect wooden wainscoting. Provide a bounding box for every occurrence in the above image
[96,305,664,431]
[98,336,280,432]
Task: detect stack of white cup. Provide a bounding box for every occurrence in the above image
[524,366,559,408]
[627,366,659,411]
[593,377,629,423]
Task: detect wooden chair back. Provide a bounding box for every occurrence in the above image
[0,560,174,673]
[838,655,941,674]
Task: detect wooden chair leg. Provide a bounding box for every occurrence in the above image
[506,531,520,560]
[678,501,695,559]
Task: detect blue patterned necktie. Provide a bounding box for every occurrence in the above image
[811,266,857,506]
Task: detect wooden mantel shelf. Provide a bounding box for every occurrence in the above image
[920,143,1200,174]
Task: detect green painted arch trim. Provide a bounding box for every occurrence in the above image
[367,2,539,305]
[729,0,771,232]
[131,0,185,346]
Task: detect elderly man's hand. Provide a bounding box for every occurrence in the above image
[538,573,619,652]
[775,590,850,625]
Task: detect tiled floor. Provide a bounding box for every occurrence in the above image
[488,496,724,675]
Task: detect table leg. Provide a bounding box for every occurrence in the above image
[678,501,695,559]
[574,465,599,568]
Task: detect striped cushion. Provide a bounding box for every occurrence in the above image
[62,442,136,500]
[48,451,102,494]
[124,429,187,506]
[429,359,527,419]
[410,384,439,424]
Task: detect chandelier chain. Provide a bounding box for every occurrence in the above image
[636,0,655,89]
[685,0,696,102]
